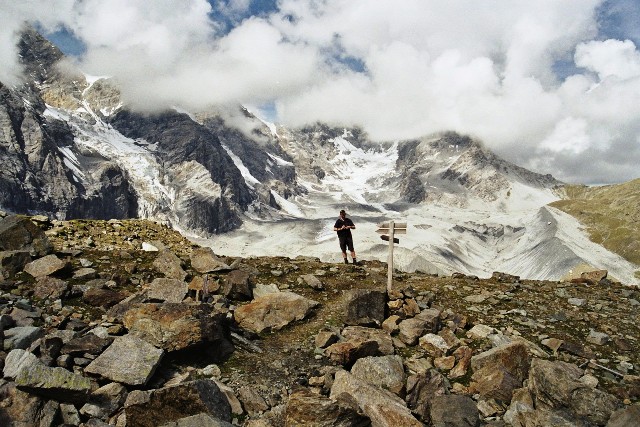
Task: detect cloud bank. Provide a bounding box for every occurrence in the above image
[1,0,639,184]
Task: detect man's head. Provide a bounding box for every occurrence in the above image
[339,209,346,218]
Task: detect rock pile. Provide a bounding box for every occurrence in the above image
[0,213,638,426]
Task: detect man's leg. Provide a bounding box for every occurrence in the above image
[340,238,348,263]
[342,251,348,263]
[350,251,357,264]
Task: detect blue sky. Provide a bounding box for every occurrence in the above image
[2,0,640,184]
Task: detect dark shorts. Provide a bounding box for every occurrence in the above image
[339,235,354,252]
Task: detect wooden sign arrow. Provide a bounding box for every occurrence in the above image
[376,222,407,234]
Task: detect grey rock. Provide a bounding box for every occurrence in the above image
[607,405,640,427]
[15,361,92,404]
[60,333,112,356]
[190,247,232,273]
[84,334,164,386]
[405,369,449,421]
[153,249,187,280]
[223,269,253,300]
[33,275,69,300]
[23,254,68,278]
[237,386,269,416]
[80,382,128,420]
[3,349,39,380]
[429,394,479,427]
[60,402,81,425]
[3,326,44,351]
[568,297,586,307]
[298,274,324,290]
[342,325,394,355]
[73,267,97,280]
[398,317,430,346]
[586,329,610,345]
[124,379,232,427]
[147,278,188,303]
[344,289,386,327]
[330,369,421,427]
[351,355,406,395]
[160,413,234,427]
[0,250,32,279]
[284,387,369,427]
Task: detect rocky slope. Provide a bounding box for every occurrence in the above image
[0,213,638,426]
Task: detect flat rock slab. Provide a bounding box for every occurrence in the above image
[3,349,39,380]
[15,361,92,404]
[153,250,187,281]
[190,247,231,273]
[3,326,44,351]
[84,335,164,386]
[24,254,68,278]
[234,291,319,334]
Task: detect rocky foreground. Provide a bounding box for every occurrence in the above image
[0,213,638,426]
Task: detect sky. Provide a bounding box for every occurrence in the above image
[1,0,639,185]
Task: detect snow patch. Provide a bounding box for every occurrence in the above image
[220,143,260,189]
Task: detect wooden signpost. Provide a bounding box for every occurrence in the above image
[376,221,407,292]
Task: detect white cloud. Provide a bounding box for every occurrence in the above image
[1,0,640,184]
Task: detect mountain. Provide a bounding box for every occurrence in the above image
[1,27,638,285]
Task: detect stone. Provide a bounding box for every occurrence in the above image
[467,324,496,340]
[3,349,39,380]
[491,272,520,282]
[398,317,429,345]
[606,405,640,427]
[153,249,187,280]
[342,326,394,355]
[214,380,244,415]
[284,387,368,427]
[351,355,406,395]
[83,287,128,308]
[60,333,112,356]
[471,341,531,383]
[434,356,455,371]
[123,303,233,357]
[147,278,188,303]
[405,369,449,421]
[528,358,622,426]
[419,334,451,357]
[252,283,280,298]
[330,369,422,427]
[581,269,608,282]
[344,288,387,327]
[449,346,473,379]
[160,413,234,427]
[73,267,97,280]
[237,386,269,416]
[0,250,32,279]
[24,254,68,278]
[298,274,324,290]
[0,383,57,426]
[472,365,522,402]
[586,329,610,345]
[315,330,339,348]
[3,326,44,351]
[0,215,53,256]
[382,315,401,334]
[33,276,69,300]
[80,382,128,419]
[124,379,231,427]
[568,297,586,307]
[541,337,563,353]
[60,402,81,425]
[324,339,380,366]
[429,394,479,427]
[84,335,164,386]
[234,291,319,334]
[223,269,253,300]
[15,361,92,404]
[190,247,231,273]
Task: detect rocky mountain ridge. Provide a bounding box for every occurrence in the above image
[0,213,638,426]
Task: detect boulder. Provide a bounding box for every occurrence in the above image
[324,339,381,367]
[153,250,187,281]
[15,361,92,404]
[3,349,39,380]
[84,334,164,386]
[23,254,69,278]
[344,289,386,327]
[3,326,44,351]
[80,382,128,420]
[405,369,449,421]
[237,386,269,416]
[0,382,59,427]
[0,250,32,279]
[429,395,479,427]
[147,278,188,303]
[160,413,234,427]
[83,287,128,308]
[123,303,233,357]
[234,292,318,334]
[528,358,621,426]
[223,269,253,300]
[0,215,52,256]
[607,405,640,427]
[330,369,421,427]
[60,333,113,356]
[124,379,231,427]
[33,276,69,300]
[342,326,394,355]
[351,355,406,396]
[471,341,530,383]
[190,247,232,273]
[284,387,369,427]
[419,334,453,357]
[398,317,429,346]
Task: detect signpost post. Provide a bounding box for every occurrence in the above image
[376,221,407,293]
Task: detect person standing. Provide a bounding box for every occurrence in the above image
[334,209,357,264]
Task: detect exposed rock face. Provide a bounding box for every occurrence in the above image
[14,360,92,404]
[344,289,387,327]
[0,215,52,256]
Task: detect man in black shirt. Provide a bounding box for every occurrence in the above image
[334,209,357,264]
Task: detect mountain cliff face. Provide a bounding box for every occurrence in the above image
[1,27,637,283]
